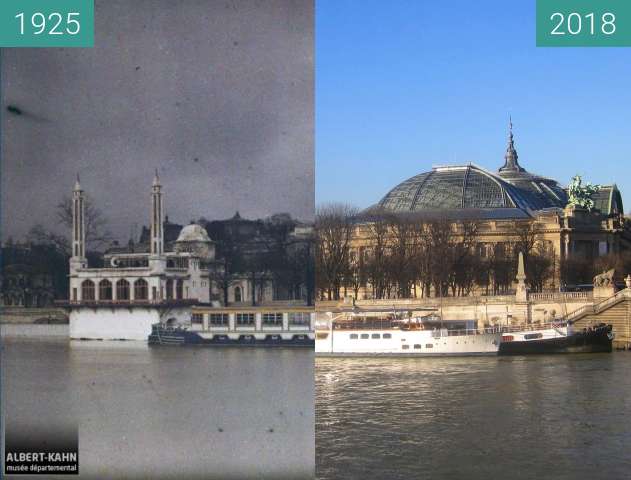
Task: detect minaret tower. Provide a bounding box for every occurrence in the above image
[499,116,525,174]
[150,169,164,257]
[70,175,87,272]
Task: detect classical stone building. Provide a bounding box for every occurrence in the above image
[67,172,314,339]
[342,123,630,299]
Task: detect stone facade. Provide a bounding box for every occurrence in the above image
[337,124,630,300]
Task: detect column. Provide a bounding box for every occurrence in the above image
[72,178,85,259]
[150,170,163,256]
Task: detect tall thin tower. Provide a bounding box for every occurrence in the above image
[70,175,87,272]
[150,169,164,256]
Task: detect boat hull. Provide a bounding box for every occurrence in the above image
[498,325,613,355]
[316,328,501,356]
[148,325,314,347]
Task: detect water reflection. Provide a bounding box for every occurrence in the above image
[316,355,631,480]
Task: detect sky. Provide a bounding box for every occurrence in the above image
[316,0,631,212]
[2,0,313,242]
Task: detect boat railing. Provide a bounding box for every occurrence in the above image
[152,323,188,333]
[440,327,502,337]
[499,322,568,334]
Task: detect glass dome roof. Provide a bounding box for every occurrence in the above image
[377,164,567,214]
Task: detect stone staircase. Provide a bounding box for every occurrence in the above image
[563,289,631,349]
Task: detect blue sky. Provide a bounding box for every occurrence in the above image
[316,0,631,212]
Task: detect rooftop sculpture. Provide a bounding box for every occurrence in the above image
[567,175,600,211]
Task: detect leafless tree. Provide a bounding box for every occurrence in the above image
[527,242,554,292]
[27,224,71,256]
[387,214,418,298]
[364,209,392,299]
[315,203,358,300]
[56,194,113,251]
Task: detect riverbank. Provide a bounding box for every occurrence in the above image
[1,323,69,338]
[0,307,68,324]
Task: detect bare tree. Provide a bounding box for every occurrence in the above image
[315,203,358,300]
[57,194,113,251]
[449,220,480,296]
[387,214,418,298]
[527,242,554,292]
[424,219,455,297]
[364,210,392,299]
[27,224,71,256]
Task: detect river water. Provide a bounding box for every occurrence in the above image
[316,354,631,480]
[1,339,314,479]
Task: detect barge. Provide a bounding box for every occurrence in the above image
[498,322,613,355]
[148,306,315,347]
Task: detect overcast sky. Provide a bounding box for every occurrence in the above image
[2,0,314,242]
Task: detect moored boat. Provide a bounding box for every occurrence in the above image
[148,306,315,347]
[148,323,314,347]
[498,322,613,355]
[316,314,501,356]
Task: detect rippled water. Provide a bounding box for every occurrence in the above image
[316,354,631,480]
[2,339,314,479]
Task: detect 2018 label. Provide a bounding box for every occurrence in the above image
[536,0,631,47]
[550,12,616,36]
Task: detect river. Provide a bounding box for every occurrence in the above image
[316,353,631,479]
[1,338,314,479]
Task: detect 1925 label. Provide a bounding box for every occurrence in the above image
[0,0,93,47]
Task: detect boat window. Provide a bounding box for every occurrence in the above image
[524,333,543,340]
[289,312,311,326]
[402,345,409,350]
[210,313,229,326]
[350,334,358,339]
[425,344,433,348]
[371,333,380,339]
[413,344,421,349]
[236,313,255,325]
[262,312,283,326]
[360,334,369,339]
[383,333,392,339]
[316,332,329,340]
[191,313,203,324]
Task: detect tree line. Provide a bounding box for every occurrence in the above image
[315,203,557,301]
[19,196,316,305]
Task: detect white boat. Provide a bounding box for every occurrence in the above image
[315,314,501,356]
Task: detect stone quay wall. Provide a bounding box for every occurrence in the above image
[317,291,596,326]
[0,307,69,324]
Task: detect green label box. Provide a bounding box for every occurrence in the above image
[537,0,631,47]
[0,0,94,47]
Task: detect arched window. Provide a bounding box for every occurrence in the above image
[166,279,173,300]
[99,280,112,301]
[134,279,148,301]
[82,280,95,301]
[116,279,130,301]
[176,279,184,300]
[234,286,242,303]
